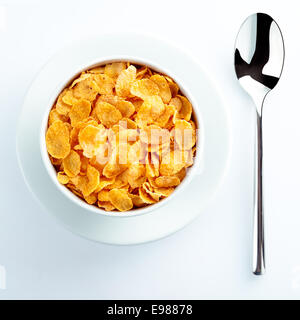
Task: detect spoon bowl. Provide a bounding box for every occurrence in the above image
[235,13,284,112]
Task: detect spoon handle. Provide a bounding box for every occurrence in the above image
[253,112,265,275]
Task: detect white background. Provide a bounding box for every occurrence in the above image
[1,0,300,300]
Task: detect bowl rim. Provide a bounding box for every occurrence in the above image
[40,55,204,218]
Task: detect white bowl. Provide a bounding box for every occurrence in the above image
[40,57,203,218]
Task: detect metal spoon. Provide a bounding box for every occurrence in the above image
[234,13,284,275]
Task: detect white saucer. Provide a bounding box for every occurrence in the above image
[16,33,231,245]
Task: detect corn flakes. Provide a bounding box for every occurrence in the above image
[46,62,197,212]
